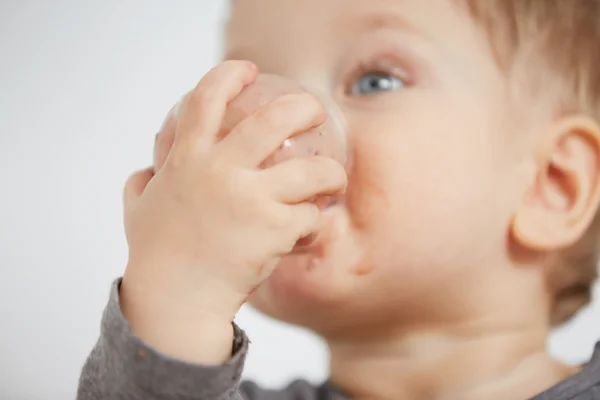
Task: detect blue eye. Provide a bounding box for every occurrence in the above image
[350,72,404,96]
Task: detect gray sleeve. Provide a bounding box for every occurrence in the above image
[531,343,600,400]
[76,279,328,400]
[76,279,248,400]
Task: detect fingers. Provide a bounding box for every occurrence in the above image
[261,156,347,204]
[123,167,155,208]
[217,93,326,167]
[288,202,321,240]
[259,257,282,280]
[267,201,320,255]
[171,60,258,158]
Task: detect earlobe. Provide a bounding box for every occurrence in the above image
[511,116,600,251]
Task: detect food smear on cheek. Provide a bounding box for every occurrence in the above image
[346,152,390,231]
[344,152,391,276]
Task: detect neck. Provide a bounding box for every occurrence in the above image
[326,275,577,399]
[329,326,575,399]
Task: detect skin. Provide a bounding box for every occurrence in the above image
[120,0,600,399]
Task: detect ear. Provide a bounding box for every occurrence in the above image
[512,116,600,251]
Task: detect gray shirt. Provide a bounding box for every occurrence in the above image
[77,280,600,399]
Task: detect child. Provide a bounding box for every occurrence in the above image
[77,0,600,399]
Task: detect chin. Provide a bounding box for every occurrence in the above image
[248,227,372,328]
[247,203,388,329]
[248,253,346,322]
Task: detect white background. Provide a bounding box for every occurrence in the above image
[0,1,599,399]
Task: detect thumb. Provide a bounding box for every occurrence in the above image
[123,167,155,209]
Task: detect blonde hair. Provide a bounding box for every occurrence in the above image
[461,0,600,324]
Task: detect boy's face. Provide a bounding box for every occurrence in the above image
[226,0,527,332]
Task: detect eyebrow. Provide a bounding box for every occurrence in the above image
[349,11,425,38]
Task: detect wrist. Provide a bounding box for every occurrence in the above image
[123,258,247,320]
[120,273,239,365]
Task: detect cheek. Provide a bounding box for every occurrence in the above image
[347,114,513,271]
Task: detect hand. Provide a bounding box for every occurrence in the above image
[119,60,347,363]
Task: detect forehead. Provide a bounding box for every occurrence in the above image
[225,0,471,58]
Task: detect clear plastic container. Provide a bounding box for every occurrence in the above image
[155,74,350,209]
[218,74,349,173]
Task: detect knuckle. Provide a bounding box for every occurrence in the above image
[124,171,138,188]
[158,160,185,188]
[268,206,293,230]
[252,102,282,127]
[255,93,324,128]
[295,93,326,123]
[166,97,184,120]
[274,93,315,111]
[221,59,243,69]
[202,60,255,92]
[299,92,325,114]
[272,93,298,106]
[223,59,255,75]
[188,86,214,108]
[163,146,190,169]
[123,177,136,201]
[274,93,327,127]
[269,94,303,114]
